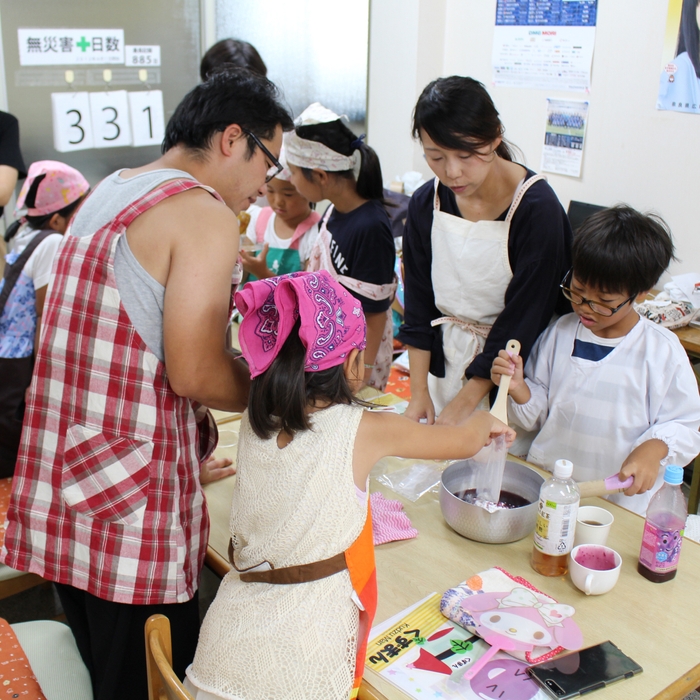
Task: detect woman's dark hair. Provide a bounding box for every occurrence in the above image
[296,120,385,201]
[572,205,676,296]
[4,175,87,241]
[677,0,700,78]
[162,67,293,158]
[248,318,362,440]
[200,38,267,81]
[412,76,517,161]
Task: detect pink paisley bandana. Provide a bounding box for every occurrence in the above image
[235,271,366,378]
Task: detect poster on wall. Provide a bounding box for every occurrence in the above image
[540,98,589,178]
[492,1,597,91]
[657,0,700,114]
[17,29,125,65]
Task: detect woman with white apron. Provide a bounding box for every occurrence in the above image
[399,77,572,429]
[285,105,396,390]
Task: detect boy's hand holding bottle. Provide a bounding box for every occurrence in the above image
[490,349,530,404]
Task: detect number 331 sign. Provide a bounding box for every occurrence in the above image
[51,90,165,152]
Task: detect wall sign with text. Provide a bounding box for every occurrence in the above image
[51,90,165,152]
[19,29,125,66]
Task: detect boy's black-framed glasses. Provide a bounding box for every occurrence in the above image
[243,129,283,182]
[560,269,636,317]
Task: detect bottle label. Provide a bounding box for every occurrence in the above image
[638,520,684,573]
[533,497,578,556]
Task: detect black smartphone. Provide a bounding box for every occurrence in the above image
[527,641,643,699]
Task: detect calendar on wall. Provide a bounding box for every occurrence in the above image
[0,0,200,186]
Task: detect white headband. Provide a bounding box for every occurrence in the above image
[284,102,362,180]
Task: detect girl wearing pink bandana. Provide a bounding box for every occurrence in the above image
[185,271,515,700]
[284,103,397,391]
[0,160,89,475]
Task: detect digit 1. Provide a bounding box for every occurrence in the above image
[142,105,153,139]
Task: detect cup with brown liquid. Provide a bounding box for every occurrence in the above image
[573,505,614,547]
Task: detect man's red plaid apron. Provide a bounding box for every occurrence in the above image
[2,179,226,605]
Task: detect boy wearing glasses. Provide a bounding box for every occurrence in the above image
[492,205,700,515]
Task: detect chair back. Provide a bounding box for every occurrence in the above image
[145,614,194,700]
[566,200,605,233]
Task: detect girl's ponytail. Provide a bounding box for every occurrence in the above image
[354,142,384,201]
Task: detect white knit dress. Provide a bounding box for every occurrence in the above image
[185,403,368,700]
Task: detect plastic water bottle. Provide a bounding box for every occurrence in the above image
[531,459,580,576]
[638,465,687,583]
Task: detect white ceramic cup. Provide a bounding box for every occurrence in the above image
[573,506,614,547]
[569,544,622,595]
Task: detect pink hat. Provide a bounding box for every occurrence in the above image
[15,160,89,218]
[235,271,366,378]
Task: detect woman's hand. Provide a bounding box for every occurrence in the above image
[404,388,436,424]
[436,377,493,426]
[240,243,271,279]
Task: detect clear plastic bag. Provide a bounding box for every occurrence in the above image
[474,434,507,503]
[374,462,444,502]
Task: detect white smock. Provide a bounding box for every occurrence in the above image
[185,404,368,700]
[509,313,700,515]
[427,174,544,414]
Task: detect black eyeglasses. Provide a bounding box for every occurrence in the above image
[560,269,636,317]
[243,130,283,183]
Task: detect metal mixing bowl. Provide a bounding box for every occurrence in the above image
[440,459,544,544]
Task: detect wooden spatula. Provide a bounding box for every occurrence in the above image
[490,339,521,424]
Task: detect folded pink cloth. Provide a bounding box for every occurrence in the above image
[370,491,419,545]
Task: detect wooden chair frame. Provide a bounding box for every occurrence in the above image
[145,614,193,700]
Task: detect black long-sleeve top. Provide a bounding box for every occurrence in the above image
[397,171,572,380]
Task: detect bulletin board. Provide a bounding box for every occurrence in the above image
[0,0,201,185]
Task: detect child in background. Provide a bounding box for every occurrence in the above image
[239,143,321,280]
[0,160,89,476]
[285,103,396,390]
[491,206,700,515]
[185,271,513,700]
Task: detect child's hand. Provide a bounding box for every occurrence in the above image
[619,439,668,495]
[468,410,517,449]
[490,350,530,404]
[240,243,271,279]
[200,455,236,484]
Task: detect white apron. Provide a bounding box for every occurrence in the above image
[308,205,397,391]
[427,174,545,415]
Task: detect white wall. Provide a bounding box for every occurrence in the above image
[368,0,700,276]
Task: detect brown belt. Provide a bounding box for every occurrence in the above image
[229,539,348,585]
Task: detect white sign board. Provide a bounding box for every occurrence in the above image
[128,90,165,147]
[89,91,132,148]
[124,45,161,67]
[51,92,94,152]
[18,28,125,66]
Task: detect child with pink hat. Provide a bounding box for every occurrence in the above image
[0,160,89,476]
[185,270,515,700]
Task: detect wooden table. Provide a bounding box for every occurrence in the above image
[674,324,700,359]
[202,419,700,700]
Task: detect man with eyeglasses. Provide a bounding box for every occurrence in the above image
[2,68,293,700]
[490,205,700,519]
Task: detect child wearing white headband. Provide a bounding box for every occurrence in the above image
[285,102,396,390]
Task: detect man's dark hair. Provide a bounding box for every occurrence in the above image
[162,67,293,158]
[572,205,676,296]
[200,38,267,81]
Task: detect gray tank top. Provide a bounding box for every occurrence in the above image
[70,168,196,362]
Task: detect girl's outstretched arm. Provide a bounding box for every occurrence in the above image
[352,410,515,487]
